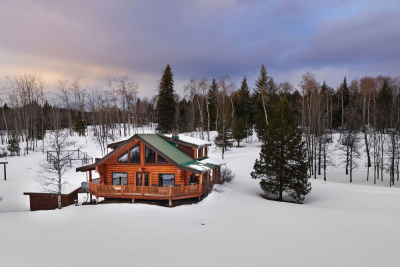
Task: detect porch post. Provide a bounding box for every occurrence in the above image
[89,170,92,202]
[199,174,203,194]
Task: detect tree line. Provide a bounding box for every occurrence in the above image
[1,66,400,187]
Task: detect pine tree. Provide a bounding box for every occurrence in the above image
[341,77,350,107]
[35,108,45,140]
[207,79,218,131]
[232,117,247,147]
[254,109,267,141]
[156,64,176,133]
[73,111,87,136]
[251,99,311,202]
[236,76,253,130]
[7,136,20,156]
[214,95,233,159]
[339,76,350,128]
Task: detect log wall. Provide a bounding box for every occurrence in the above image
[97,141,190,186]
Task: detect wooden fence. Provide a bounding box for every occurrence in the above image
[88,182,201,198]
[47,149,93,168]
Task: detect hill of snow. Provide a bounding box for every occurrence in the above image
[0,129,399,266]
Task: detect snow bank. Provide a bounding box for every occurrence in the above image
[0,129,400,267]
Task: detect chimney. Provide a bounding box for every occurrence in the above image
[172,128,179,140]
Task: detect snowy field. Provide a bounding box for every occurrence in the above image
[0,129,400,267]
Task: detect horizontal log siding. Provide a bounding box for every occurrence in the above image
[102,164,186,186]
[178,144,195,159]
[97,141,192,186]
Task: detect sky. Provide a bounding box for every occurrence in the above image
[0,0,399,97]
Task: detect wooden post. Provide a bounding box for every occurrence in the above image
[199,174,203,194]
[89,170,92,202]
[169,199,172,207]
[4,163,6,181]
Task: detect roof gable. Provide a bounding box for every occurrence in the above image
[77,133,220,174]
[137,134,194,165]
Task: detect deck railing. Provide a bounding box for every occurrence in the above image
[88,182,201,198]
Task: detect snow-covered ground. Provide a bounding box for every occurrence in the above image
[0,129,399,266]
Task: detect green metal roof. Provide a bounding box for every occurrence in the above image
[78,133,222,174]
[138,134,197,166]
[137,134,224,174]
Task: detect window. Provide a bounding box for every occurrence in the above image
[130,143,140,163]
[159,174,175,187]
[145,146,156,163]
[157,154,168,164]
[118,151,128,163]
[112,173,127,185]
[189,173,199,185]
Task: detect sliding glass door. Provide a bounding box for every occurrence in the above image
[136,173,149,186]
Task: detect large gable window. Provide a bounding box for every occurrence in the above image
[112,172,128,185]
[159,174,175,187]
[130,143,140,163]
[118,151,128,163]
[145,146,156,163]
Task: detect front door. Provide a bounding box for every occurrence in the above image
[136,173,149,186]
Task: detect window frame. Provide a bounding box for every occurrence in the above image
[158,173,175,187]
[112,172,128,185]
[129,143,141,164]
[118,151,129,163]
[145,146,156,164]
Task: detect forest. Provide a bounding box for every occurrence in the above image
[0,65,399,186]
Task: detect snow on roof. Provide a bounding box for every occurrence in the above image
[186,161,213,171]
[160,133,211,146]
[199,157,226,166]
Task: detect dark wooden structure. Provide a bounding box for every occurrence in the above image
[0,162,8,180]
[77,133,223,206]
[23,187,81,211]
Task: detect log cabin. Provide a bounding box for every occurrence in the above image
[76,132,224,206]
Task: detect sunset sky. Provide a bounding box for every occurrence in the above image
[1,0,399,97]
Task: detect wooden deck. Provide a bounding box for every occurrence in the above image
[88,182,203,200]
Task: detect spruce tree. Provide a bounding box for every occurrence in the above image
[254,109,267,141]
[232,117,247,147]
[207,79,218,131]
[377,79,392,129]
[341,77,350,107]
[35,108,45,140]
[156,64,176,133]
[254,65,269,116]
[338,76,350,128]
[236,76,253,129]
[73,111,87,136]
[7,136,20,156]
[214,95,233,159]
[251,99,311,202]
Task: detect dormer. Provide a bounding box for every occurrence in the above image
[158,133,211,160]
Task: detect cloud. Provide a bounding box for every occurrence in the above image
[0,0,399,96]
